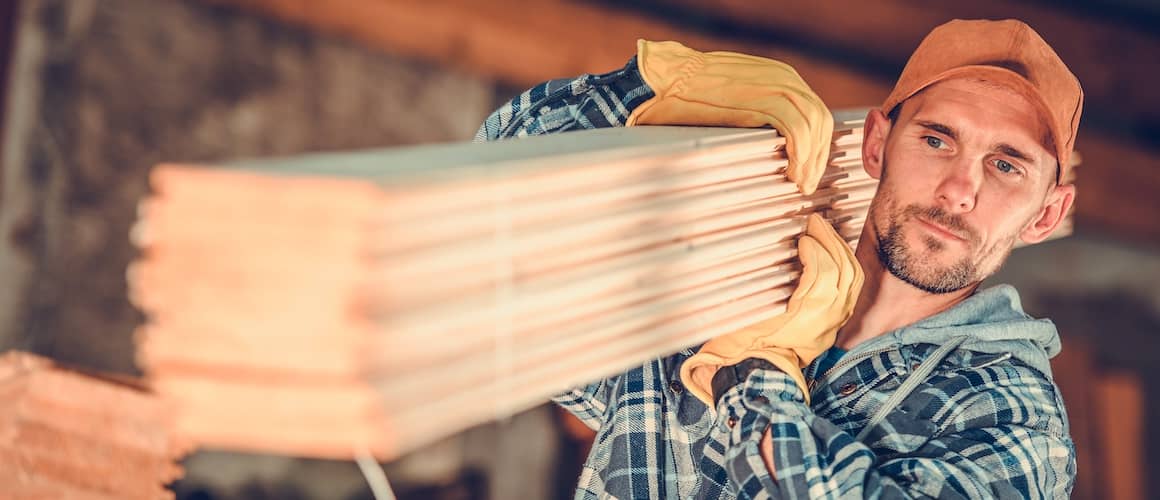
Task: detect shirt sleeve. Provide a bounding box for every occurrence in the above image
[550,380,616,432]
[475,56,655,429]
[474,56,655,142]
[716,365,1076,499]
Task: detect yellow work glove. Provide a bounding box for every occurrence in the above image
[627,40,834,195]
[680,214,863,405]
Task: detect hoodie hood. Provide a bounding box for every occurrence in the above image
[851,284,1060,377]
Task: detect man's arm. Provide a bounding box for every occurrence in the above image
[474,57,654,143]
[718,362,1076,499]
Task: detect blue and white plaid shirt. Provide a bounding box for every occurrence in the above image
[477,57,1076,499]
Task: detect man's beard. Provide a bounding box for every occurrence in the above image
[874,202,980,294]
[868,165,1022,295]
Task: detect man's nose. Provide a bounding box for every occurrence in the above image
[934,159,981,213]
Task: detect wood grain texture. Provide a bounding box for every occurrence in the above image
[0,351,184,499]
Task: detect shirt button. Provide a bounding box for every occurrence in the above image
[669,380,684,394]
[726,416,738,428]
[839,383,858,396]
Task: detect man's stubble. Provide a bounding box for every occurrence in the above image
[869,165,1024,294]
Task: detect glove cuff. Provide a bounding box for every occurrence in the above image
[627,39,706,126]
[711,357,777,406]
[708,351,811,406]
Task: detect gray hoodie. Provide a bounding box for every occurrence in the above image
[819,283,1061,384]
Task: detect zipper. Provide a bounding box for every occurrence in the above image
[807,347,895,395]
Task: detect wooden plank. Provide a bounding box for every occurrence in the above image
[0,0,46,350]
[1094,371,1145,500]
[0,351,184,499]
[1049,340,1098,500]
[0,0,19,177]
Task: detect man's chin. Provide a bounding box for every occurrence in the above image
[876,221,978,294]
[893,269,972,294]
[882,247,976,294]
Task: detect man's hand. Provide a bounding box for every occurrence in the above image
[680,213,862,405]
[760,429,777,479]
[627,40,834,195]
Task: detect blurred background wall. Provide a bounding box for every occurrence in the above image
[0,0,1155,499]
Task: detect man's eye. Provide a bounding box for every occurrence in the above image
[924,136,944,149]
[995,159,1019,174]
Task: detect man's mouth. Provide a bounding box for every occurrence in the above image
[915,216,967,242]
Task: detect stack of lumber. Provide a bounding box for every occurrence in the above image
[0,351,185,499]
[128,110,1076,461]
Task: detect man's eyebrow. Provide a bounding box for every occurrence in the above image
[914,120,957,140]
[995,143,1032,162]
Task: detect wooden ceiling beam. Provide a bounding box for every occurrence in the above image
[201,0,891,107]
[1072,133,1160,246]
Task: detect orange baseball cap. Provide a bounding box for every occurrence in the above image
[882,19,1083,183]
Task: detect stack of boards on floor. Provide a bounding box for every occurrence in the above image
[0,351,187,499]
[128,110,1076,461]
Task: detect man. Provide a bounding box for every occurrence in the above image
[478,19,1078,499]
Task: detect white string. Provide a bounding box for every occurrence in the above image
[354,448,397,500]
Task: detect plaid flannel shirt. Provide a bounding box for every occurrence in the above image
[476,58,1076,499]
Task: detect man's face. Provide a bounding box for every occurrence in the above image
[863,78,1068,294]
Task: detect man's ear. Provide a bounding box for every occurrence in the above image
[862,108,891,180]
[1020,183,1076,244]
